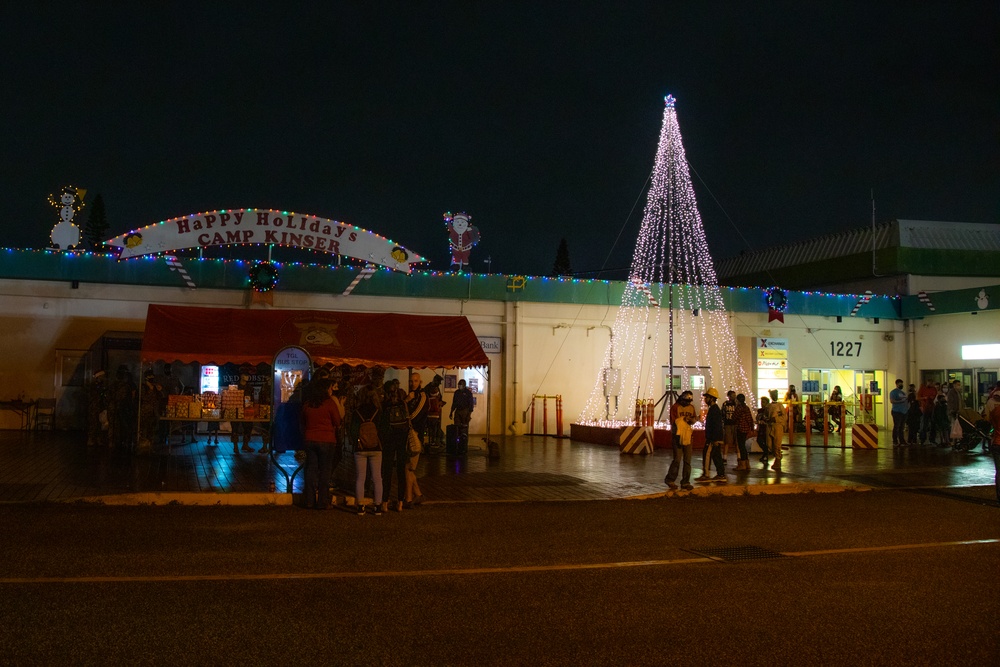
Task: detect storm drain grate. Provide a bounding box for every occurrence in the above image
[684,545,787,562]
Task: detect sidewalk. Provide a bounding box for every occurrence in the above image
[0,429,994,505]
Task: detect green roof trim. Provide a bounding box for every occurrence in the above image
[0,248,904,319]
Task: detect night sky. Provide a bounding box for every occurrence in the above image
[3,2,997,278]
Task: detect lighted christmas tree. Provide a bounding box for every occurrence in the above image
[579,95,751,424]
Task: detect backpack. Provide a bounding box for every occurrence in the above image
[387,396,409,428]
[356,408,381,451]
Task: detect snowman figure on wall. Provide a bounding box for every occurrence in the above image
[444,211,480,271]
[48,185,87,249]
[975,289,990,310]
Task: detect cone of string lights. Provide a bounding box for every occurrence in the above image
[579,95,752,426]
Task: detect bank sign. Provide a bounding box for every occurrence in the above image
[106,208,426,273]
[478,336,502,355]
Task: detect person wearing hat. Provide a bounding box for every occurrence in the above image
[695,388,727,483]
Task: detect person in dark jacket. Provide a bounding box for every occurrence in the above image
[380,379,410,512]
[695,387,727,483]
[733,393,756,471]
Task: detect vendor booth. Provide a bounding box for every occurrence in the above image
[138,304,490,489]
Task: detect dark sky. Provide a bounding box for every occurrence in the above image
[3,2,997,278]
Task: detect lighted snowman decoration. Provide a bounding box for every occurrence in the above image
[975,289,990,310]
[47,185,86,249]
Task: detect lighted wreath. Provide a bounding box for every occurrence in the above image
[248,262,279,292]
[765,287,788,312]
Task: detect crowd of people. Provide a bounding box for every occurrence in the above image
[662,377,1000,492]
[299,366,474,513]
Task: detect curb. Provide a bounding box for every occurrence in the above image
[68,492,294,506]
[61,482,872,506]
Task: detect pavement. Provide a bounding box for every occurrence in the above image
[0,427,996,506]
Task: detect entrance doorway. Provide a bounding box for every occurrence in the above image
[658,366,710,421]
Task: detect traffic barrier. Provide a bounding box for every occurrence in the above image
[528,394,565,437]
[852,423,879,449]
[619,425,654,455]
[633,399,655,426]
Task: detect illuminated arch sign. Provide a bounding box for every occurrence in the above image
[106,208,425,273]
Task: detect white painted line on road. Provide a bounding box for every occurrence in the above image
[1,539,996,585]
[785,538,999,557]
[0,558,714,585]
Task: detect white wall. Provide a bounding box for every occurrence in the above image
[2,277,998,432]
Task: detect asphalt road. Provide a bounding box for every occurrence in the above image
[1,489,998,666]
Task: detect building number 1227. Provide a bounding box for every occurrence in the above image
[830,341,862,357]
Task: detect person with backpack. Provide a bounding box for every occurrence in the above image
[381,378,410,512]
[423,374,446,448]
[300,378,342,510]
[353,386,384,516]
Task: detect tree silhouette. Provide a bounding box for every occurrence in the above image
[83,194,109,250]
[551,237,572,277]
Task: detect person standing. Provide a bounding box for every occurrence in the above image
[733,393,755,471]
[889,379,908,447]
[989,398,1000,502]
[721,390,737,463]
[756,396,771,466]
[423,374,446,448]
[766,394,786,471]
[230,366,255,454]
[108,365,137,450]
[917,378,938,445]
[138,370,163,453]
[905,384,921,445]
[945,380,964,447]
[696,388,727,483]
[450,379,475,444]
[664,390,697,490]
[300,378,342,510]
[381,379,410,512]
[87,370,109,447]
[829,386,844,432]
[785,384,801,432]
[352,387,384,516]
[404,373,428,508]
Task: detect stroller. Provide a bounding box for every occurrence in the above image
[952,408,993,453]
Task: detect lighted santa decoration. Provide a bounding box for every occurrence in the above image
[444,211,480,270]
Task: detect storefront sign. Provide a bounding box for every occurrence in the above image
[756,359,787,369]
[478,336,502,355]
[757,337,788,351]
[106,208,426,273]
[757,349,788,359]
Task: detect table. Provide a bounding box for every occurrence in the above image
[0,400,37,430]
[158,416,271,444]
